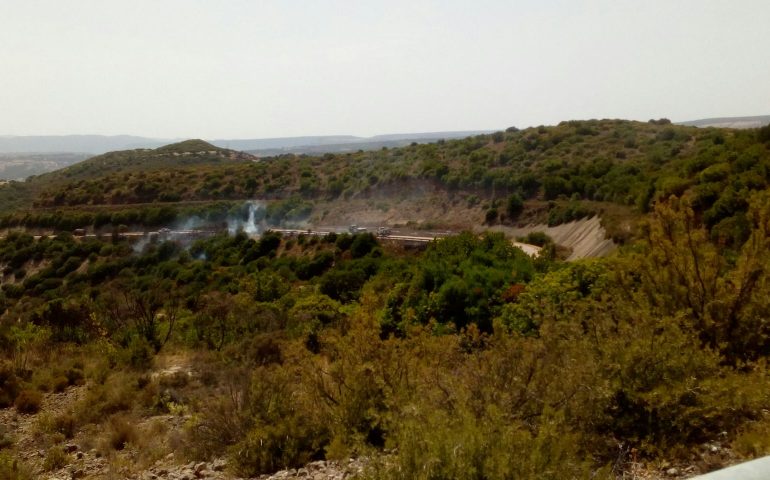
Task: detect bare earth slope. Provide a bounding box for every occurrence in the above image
[486,216,616,260]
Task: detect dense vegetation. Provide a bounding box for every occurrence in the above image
[2,188,770,477]
[2,122,770,478]
[2,121,769,249]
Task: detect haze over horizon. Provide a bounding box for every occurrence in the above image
[2,0,768,139]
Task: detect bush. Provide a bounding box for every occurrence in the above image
[74,375,133,425]
[0,364,20,408]
[230,420,328,477]
[106,416,138,451]
[350,233,378,258]
[518,231,552,247]
[484,207,499,225]
[64,368,84,386]
[0,429,12,450]
[119,336,154,371]
[51,413,77,439]
[334,233,353,251]
[14,390,42,414]
[365,409,595,480]
[42,446,69,471]
[52,376,69,393]
[506,193,524,219]
[0,451,32,480]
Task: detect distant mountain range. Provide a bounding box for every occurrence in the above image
[677,115,770,129]
[0,131,493,155]
[0,135,170,154]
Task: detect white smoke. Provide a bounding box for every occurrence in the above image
[132,235,150,254]
[177,215,205,231]
[227,200,264,236]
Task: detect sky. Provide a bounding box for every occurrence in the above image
[0,0,768,138]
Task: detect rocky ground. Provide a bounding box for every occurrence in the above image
[0,356,739,480]
[0,355,368,480]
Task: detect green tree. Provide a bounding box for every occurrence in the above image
[505,193,524,219]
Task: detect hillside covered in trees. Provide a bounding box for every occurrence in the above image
[1,121,770,478]
[2,119,769,249]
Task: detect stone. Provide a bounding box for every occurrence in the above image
[211,459,227,471]
[666,467,679,476]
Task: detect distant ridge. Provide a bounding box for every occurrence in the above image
[0,135,172,154]
[677,115,770,129]
[211,130,493,153]
[0,131,493,155]
[236,131,495,156]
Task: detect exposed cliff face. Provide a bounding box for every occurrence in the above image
[487,216,617,260]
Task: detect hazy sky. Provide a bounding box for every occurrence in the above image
[1,0,768,138]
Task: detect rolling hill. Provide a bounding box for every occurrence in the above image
[1,119,769,250]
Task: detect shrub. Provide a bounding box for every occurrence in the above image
[484,207,499,225]
[74,376,133,425]
[52,376,69,393]
[0,451,32,480]
[334,233,353,251]
[106,416,138,451]
[51,413,77,439]
[14,390,42,414]
[518,231,552,247]
[506,193,524,219]
[64,368,84,386]
[364,408,595,480]
[119,336,154,371]
[0,364,20,408]
[350,233,378,258]
[230,420,328,477]
[0,429,12,450]
[42,446,69,471]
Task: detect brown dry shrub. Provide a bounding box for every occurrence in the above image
[0,363,20,408]
[106,415,138,451]
[14,390,42,414]
[37,412,76,440]
[74,373,134,425]
[64,368,84,386]
[52,413,77,439]
[52,376,69,393]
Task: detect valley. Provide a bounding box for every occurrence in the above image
[1,120,770,479]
